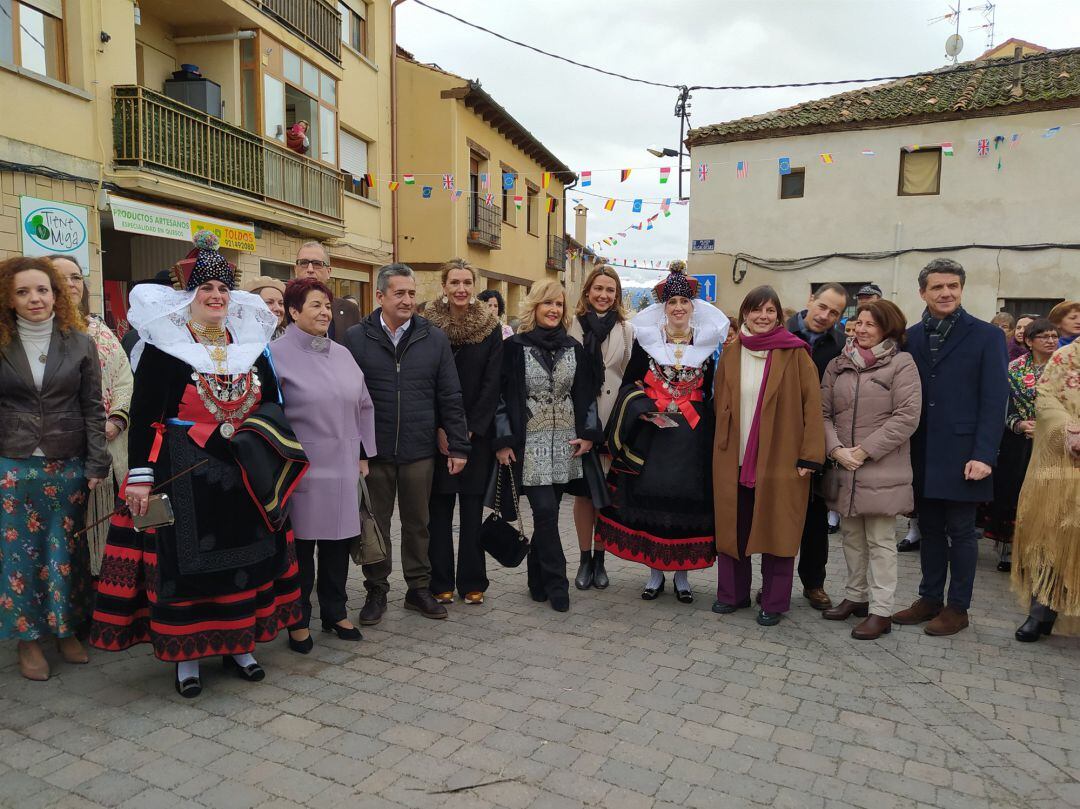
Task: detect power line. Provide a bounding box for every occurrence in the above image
[411,0,1069,93]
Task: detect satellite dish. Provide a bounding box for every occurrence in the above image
[945,33,964,59]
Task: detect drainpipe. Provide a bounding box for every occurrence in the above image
[391,0,410,263]
[890,222,903,300]
[172,31,257,44]
[562,176,577,284]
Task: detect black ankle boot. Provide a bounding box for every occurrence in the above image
[1015,616,1054,642]
[574,551,594,590]
[592,550,609,589]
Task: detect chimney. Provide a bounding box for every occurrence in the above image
[1010,45,1025,98]
[574,203,588,246]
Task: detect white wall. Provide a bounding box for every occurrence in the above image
[687,109,1080,320]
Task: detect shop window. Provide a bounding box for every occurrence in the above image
[339,2,367,56]
[899,148,941,196]
[780,167,805,199]
[4,0,66,81]
[340,130,371,198]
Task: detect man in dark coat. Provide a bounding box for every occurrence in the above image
[294,241,361,343]
[344,264,470,624]
[893,258,1008,636]
[786,283,848,611]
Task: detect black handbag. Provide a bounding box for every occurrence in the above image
[478,465,529,567]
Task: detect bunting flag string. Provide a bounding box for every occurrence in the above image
[541,172,552,189]
[620,169,632,182]
[581,171,592,186]
[659,167,671,184]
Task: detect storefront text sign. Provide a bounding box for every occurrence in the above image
[108,195,256,252]
[20,196,91,272]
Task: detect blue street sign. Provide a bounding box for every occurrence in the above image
[692,274,717,303]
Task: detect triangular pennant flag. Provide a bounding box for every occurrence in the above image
[388,181,400,191]
[819,153,833,165]
[620,169,632,182]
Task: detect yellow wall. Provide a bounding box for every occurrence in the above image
[396,57,567,310]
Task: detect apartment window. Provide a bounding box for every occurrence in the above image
[260,260,293,282]
[501,165,516,226]
[1000,298,1065,319]
[780,167,805,199]
[340,130,371,198]
[526,186,539,236]
[898,148,941,196]
[546,196,559,235]
[2,0,66,81]
[261,37,339,166]
[338,2,367,56]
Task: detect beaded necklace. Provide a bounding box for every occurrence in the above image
[186,322,260,438]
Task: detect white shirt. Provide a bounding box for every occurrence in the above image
[381,314,411,347]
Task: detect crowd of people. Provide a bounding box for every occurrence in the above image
[0,237,1076,697]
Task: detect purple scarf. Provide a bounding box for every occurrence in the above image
[738,326,809,488]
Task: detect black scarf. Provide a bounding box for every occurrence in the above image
[578,312,617,398]
[519,325,568,372]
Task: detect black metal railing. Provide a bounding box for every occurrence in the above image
[546,235,566,270]
[468,201,502,248]
[248,0,341,61]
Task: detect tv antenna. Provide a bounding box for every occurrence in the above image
[968,2,996,49]
[930,5,964,63]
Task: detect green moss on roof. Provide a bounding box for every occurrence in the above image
[687,47,1080,145]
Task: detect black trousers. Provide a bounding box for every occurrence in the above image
[524,485,568,600]
[294,539,352,629]
[797,489,830,590]
[428,492,489,596]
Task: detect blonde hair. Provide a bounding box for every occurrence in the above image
[519,279,570,332]
[439,257,476,286]
[575,265,627,321]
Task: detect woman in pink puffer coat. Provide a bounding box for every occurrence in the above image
[820,300,922,640]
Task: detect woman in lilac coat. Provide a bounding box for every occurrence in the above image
[271,278,376,653]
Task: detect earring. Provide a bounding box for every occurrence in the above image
[441,295,448,304]
[469,296,476,304]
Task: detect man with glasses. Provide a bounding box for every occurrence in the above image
[294,242,361,344]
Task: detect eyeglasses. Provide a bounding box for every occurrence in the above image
[295,259,328,269]
[1030,333,1059,342]
[64,274,83,284]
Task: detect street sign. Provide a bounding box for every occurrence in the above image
[691,238,715,252]
[692,274,717,303]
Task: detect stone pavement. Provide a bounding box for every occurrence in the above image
[1,506,1078,809]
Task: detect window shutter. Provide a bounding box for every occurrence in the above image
[901,150,940,195]
[339,131,368,176]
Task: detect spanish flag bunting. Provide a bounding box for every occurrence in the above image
[541,172,551,189]
[603,238,612,245]
[403,174,415,184]
[620,169,632,182]
[388,181,400,191]
[545,197,556,213]
[819,153,833,164]
[604,198,616,211]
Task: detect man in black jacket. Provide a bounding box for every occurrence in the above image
[786,283,848,611]
[345,264,470,624]
[294,241,361,344]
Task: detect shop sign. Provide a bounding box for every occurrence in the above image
[108,195,257,252]
[20,196,91,272]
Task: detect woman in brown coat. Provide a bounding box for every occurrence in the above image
[713,286,825,626]
[820,300,922,640]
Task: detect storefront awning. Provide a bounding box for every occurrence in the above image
[108,195,257,252]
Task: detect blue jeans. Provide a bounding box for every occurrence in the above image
[916,498,978,611]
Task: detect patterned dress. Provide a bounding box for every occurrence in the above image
[522,348,582,487]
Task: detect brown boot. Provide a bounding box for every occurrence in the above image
[823,599,869,621]
[924,605,969,636]
[17,641,49,681]
[851,615,892,640]
[803,587,833,611]
[892,598,942,625]
[56,636,89,664]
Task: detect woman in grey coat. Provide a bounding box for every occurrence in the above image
[820,299,922,640]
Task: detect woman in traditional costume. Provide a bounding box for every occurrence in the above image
[1010,340,1080,642]
[597,265,729,603]
[90,232,302,697]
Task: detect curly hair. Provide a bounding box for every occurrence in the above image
[0,255,85,348]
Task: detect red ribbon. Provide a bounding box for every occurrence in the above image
[148,422,166,463]
[643,370,703,429]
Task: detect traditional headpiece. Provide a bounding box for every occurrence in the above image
[171,230,236,291]
[653,260,698,303]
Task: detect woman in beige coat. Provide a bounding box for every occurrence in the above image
[567,264,633,590]
[820,300,922,639]
[713,286,825,626]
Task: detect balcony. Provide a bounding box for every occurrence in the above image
[468,201,502,249]
[546,235,566,271]
[247,0,341,62]
[112,86,343,225]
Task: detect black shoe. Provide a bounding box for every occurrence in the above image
[592,551,610,589]
[287,630,313,654]
[574,553,594,590]
[675,584,694,604]
[550,595,570,613]
[321,620,362,641]
[996,561,1012,573]
[174,665,202,698]
[358,592,387,626]
[404,588,448,619]
[529,589,548,603]
[827,523,840,535]
[641,576,665,601]
[711,598,751,614]
[223,655,265,682]
[757,609,782,627]
[896,537,921,552]
[1015,616,1054,642]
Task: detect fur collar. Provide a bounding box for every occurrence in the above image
[421,299,498,346]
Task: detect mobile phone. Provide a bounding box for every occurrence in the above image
[133,494,175,532]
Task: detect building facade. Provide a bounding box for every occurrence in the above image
[395,50,574,316]
[2,0,393,328]
[686,42,1080,321]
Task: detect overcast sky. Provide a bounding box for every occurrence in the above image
[397,0,1080,284]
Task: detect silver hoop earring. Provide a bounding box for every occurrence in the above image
[441,295,448,304]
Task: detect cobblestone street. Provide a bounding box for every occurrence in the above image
[1,506,1078,809]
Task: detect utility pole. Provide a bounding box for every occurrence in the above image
[674,86,691,202]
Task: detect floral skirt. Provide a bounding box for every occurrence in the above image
[0,456,90,640]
